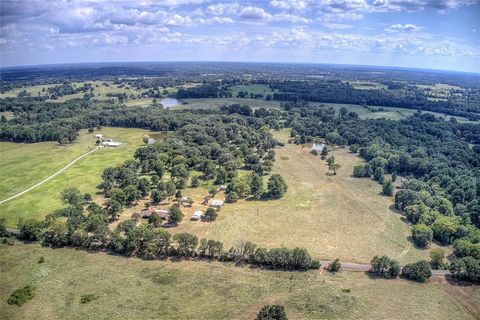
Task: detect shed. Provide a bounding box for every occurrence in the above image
[210,199,224,207]
[311,143,325,153]
[191,210,203,220]
[102,141,122,147]
[219,185,227,191]
[154,209,170,219]
[95,134,103,139]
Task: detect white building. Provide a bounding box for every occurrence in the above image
[102,141,122,147]
[311,143,325,153]
[210,200,224,208]
[95,134,103,139]
[191,210,203,220]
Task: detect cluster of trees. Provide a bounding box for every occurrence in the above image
[369,255,432,283]
[225,173,288,202]
[12,207,319,271]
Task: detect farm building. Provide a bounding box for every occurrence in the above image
[210,199,224,208]
[95,134,103,139]
[191,210,203,220]
[311,143,325,153]
[102,141,122,147]
[154,209,169,219]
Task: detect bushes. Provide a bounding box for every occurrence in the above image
[80,293,98,304]
[401,260,432,282]
[7,286,36,306]
[327,258,341,272]
[449,257,480,283]
[267,174,288,199]
[411,224,433,248]
[369,255,400,279]
[256,305,288,320]
[17,219,44,241]
[203,208,218,221]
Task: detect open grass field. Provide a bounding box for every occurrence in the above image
[160,130,431,264]
[177,98,283,110]
[1,242,478,320]
[0,127,157,227]
[174,98,476,123]
[228,84,277,97]
[348,80,388,90]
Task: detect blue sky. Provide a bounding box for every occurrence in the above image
[1,0,479,72]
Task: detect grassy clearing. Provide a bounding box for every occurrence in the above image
[1,242,478,320]
[0,127,157,227]
[175,98,282,110]
[170,130,431,264]
[348,81,388,90]
[228,84,277,97]
[0,84,58,98]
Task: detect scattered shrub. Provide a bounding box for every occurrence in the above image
[327,258,341,272]
[80,293,98,304]
[7,286,36,306]
[256,304,288,320]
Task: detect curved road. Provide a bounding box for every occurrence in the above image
[0,146,104,205]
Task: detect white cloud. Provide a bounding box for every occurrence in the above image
[269,0,308,11]
[239,6,272,20]
[385,23,420,32]
[207,3,240,15]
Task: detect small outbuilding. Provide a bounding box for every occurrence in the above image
[95,134,103,139]
[154,209,170,219]
[219,185,227,191]
[210,199,224,208]
[102,141,122,147]
[311,143,325,153]
[191,210,203,220]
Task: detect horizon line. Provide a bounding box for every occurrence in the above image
[1,60,479,76]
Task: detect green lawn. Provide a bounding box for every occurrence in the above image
[0,127,157,227]
[176,98,282,110]
[1,242,478,320]
[228,84,277,97]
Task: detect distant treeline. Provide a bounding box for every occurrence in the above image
[270,80,480,121]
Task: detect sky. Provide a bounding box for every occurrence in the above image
[1,0,479,72]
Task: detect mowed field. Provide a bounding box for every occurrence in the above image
[0,127,155,227]
[177,98,283,110]
[1,242,478,320]
[172,130,430,264]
